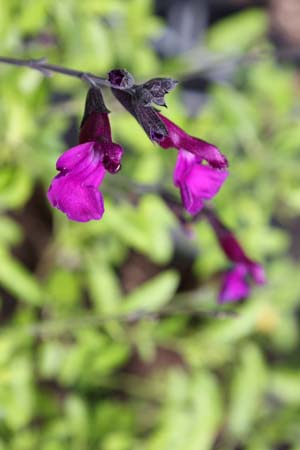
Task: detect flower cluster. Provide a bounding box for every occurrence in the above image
[48,71,228,222]
[47,69,265,304]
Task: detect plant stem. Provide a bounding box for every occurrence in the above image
[0,56,121,89]
[19,306,237,337]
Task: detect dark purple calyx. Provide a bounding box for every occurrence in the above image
[80,87,110,128]
[136,77,178,107]
[111,88,168,142]
[108,69,135,89]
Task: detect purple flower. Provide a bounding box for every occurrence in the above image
[219,264,251,302]
[205,209,266,303]
[219,260,265,304]
[218,237,266,304]
[174,150,228,215]
[48,88,123,222]
[156,114,229,215]
[157,114,228,169]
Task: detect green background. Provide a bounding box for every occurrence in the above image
[0,1,299,449]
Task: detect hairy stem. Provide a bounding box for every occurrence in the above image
[0,56,123,89]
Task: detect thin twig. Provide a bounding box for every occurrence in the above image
[0,56,121,89]
[16,306,237,337]
[1,48,297,90]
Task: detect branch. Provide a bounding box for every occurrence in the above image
[0,56,123,89]
[16,306,237,337]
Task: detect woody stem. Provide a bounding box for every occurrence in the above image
[0,56,124,89]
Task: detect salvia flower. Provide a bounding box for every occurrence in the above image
[111,86,228,215]
[48,88,123,222]
[172,149,228,215]
[219,262,265,304]
[156,114,228,215]
[204,209,266,303]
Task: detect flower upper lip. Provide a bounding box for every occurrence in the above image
[157,113,229,170]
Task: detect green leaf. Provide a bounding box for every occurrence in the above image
[269,369,300,405]
[65,395,89,446]
[122,270,179,313]
[227,343,267,438]
[146,371,222,450]
[207,9,267,52]
[0,246,41,305]
[106,195,174,264]
[0,166,32,210]
[86,256,122,314]
[45,269,81,309]
[185,373,223,450]
[0,217,22,245]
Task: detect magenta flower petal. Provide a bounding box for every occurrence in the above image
[174,150,228,215]
[48,174,105,222]
[158,114,228,169]
[173,149,197,185]
[249,262,266,285]
[56,142,95,171]
[219,265,250,303]
[48,142,106,222]
[205,210,266,304]
[205,211,265,269]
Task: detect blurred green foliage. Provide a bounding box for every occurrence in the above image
[0,1,300,449]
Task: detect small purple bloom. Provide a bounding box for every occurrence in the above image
[157,114,228,170]
[205,209,266,303]
[208,212,266,283]
[48,142,106,222]
[219,259,265,304]
[219,264,250,303]
[48,88,123,222]
[174,150,228,215]
[156,114,228,215]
